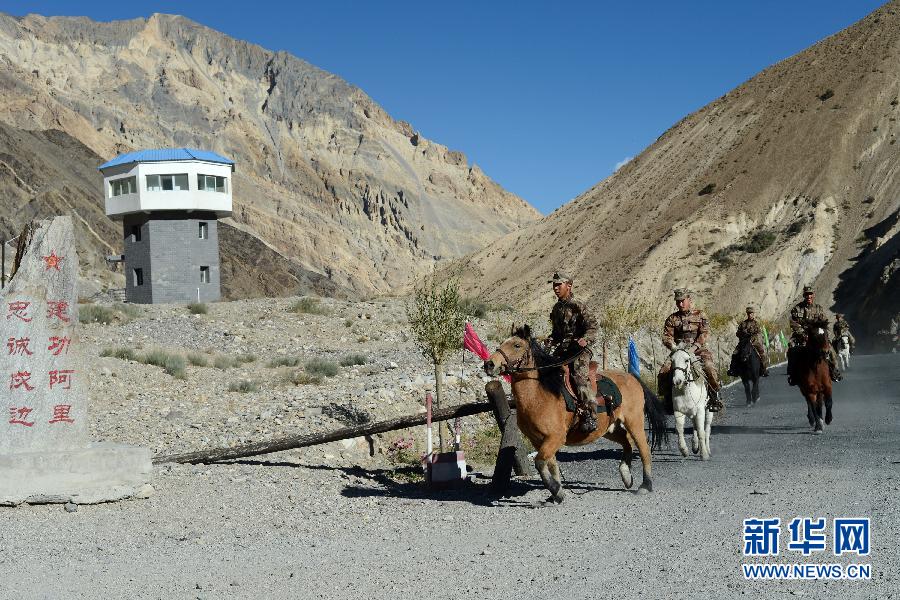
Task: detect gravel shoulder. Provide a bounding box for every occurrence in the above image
[1,300,897,599]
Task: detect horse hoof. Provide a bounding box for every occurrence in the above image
[701,454,711,461]
[620,465,634,489]
[692,445,700,455]
[825,412,833,425]
[547,494,564,504]
[679,446,689,457]
[813,429,824,435]
[636,486,651,495]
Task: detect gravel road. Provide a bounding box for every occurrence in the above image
[1,353,896,599]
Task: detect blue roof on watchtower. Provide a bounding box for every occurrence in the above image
[98,148,235,170]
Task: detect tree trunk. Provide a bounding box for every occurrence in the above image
[434,361,444,452]
[153,402,494,465]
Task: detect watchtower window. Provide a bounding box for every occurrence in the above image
[146,174,189,192]
[200,266,210,284]
[133,268,144,287]
[199,222,208,240]
[198,174,227,193]
[110,176,136,197]
[131,225,141,242]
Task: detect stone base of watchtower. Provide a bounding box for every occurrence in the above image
[0,443,152,506]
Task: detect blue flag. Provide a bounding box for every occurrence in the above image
[628,337,641,376]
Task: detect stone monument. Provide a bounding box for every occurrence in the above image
[0,217,151,505]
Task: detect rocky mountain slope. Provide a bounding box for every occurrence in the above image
[460,1,900,343]
[0,12,538,297]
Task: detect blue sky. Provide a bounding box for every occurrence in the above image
[3,1,887,214]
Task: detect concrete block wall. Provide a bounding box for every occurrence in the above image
[123,211,221,304]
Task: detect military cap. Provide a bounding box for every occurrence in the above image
[548,271,573,284]
[674,288,692,301]
[746,306,755,314]
[802,285,814,294]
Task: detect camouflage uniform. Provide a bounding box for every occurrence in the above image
[788,290,841,382]
[732,313,769,373]
[657,291,722,411]
[546,273,599,431]
[832,316,855,351]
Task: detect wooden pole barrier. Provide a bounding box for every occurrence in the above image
[154,401,494,465]
[485,381,532,492]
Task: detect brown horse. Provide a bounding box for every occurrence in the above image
[483,325,668,502]
[791,323,834,434]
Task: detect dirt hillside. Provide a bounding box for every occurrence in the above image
[460,1,900,342]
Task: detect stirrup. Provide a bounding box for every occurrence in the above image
[706,394,724,412]
[579,413,597,433]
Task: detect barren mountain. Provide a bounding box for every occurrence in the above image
[461,1,900,343]
[0,12,538,297]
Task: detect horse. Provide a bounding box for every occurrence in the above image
[735,337,762,406]
[789,323,834,434]
[835,335,851,370]
[669,345,713,460]
[483,325,668,503]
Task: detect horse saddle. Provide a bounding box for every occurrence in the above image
[560,362,622,413]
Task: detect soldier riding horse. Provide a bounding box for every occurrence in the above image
[787,286,837,433]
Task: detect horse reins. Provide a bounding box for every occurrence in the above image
[494,344,588,375]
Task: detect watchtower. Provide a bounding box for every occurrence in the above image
[98,149,234,304]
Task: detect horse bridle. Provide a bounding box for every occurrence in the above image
[494,342,586,375]
[671,349,699,382]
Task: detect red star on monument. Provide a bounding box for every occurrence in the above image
[42,251,64,271]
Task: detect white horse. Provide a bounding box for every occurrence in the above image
[836,335,851,370]
[670,346,713,460]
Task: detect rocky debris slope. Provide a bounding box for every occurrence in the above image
[0,12,539,297]
[79,297,499,465]
[460,1,900,339]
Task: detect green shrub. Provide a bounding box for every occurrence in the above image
[459,297,489,318]
[290,297,328,315]
[228,379,260,393]
[291,371,322,386]
[339,353,368,367]
[100,347,137,361]
[741,230,776,253]
[187,302,208,315]
[268,356,301,368]
[79,305,115,324]
[113,303,143,319]
[141,350,186,379]
[305,358,339,377]
[214,355,239,370]
[187,352,208,367]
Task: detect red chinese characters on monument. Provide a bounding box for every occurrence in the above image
[48,404,75,424]
[46,301,71,323]
[8,406,35,427]
[48,369,75,391]
[48,336,71,356]
[6,337,33,356]
[10,370,35,391]
[6,301,32,322]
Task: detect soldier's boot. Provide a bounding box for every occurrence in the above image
[703,363,724,412]
[575,385,598,433]
[827,350,843,382]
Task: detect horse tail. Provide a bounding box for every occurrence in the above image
[635,376,668,451]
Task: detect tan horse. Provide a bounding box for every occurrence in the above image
[484,325,668,502]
